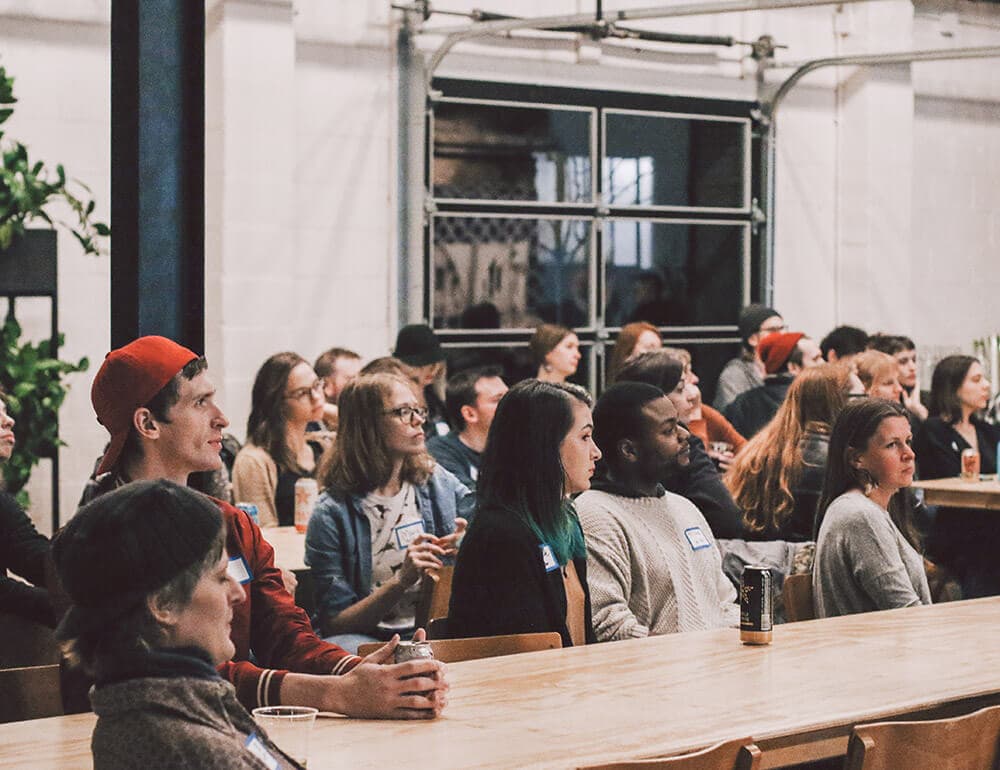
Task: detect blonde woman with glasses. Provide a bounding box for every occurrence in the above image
[305,373,473,653]
[233,352,327,528]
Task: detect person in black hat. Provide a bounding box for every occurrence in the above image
[54,480,303,769]
[393,324,450,438]
[713,304,785,411]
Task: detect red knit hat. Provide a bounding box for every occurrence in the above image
[758,332,805,375]
[91,336,198,475]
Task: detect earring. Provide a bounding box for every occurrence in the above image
[858,468,877,497]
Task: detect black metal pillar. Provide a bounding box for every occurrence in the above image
[111,0,205,353]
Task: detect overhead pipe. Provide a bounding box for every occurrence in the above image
[423,0,882,88]
[758,45,1000,305]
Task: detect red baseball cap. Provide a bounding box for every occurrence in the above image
[91,336,198,475]
[758,332,805,375]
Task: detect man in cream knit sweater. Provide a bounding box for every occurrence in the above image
[578,382,739,641]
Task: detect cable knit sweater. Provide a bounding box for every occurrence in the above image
[576,484,739,641]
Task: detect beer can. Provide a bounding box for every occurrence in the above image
[394,640,435,665]
[961,448,980,481]
[294,477,319,532]
[740,565,773,645]
[236,502,260,525]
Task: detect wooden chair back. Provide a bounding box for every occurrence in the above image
[782,573,815,622]
[0,611,60,668]
[844,705,1000,770]
[0,664,64,723]
[426,616,449,640]
[578,737,761,770]
[358,631,562,663]
[414,565,453,630]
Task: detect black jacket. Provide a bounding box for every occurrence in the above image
[662,434,745,540]
[723,374,793,439]
[0,491,54,627]
[448,506,595,647]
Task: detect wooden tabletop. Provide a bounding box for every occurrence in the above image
[262,525,307,571]
[912,477,1000,510]
[4,598,1000,769]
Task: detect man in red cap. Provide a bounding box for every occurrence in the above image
[722,332,822,438]
[79,336,447,719]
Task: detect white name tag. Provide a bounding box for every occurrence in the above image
[435,421,450,437]
[244,733,279,770]
[469,464,478,482]
[684,526,711,551]
[394,520,425,550]
[227,555,252,585]
[540,543,559,573]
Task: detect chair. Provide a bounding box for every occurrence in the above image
[844,705,1000,770]
[0,611,60,668]
[782,573,815,622]
[0,664,64,723]
[426,616,449,640]
[358,631,562,663]
[578,736,761,770]
[414,565,453,630]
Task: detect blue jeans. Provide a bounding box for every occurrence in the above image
[323,633,380,655]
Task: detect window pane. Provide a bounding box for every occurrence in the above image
[604,221,746,327]
[433,101,593,203]
[433,216,592,330]
[445,343,594,392]
[604,112,747,209]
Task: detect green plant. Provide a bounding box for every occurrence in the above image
[0,61,109,254]
[0,315,88,507]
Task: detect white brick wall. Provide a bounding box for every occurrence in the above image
[2,0,1000,531]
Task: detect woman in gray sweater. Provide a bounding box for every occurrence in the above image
[813,399,931,618]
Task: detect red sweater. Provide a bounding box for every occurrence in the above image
[215,499,361,708]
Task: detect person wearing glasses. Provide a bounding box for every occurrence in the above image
[714,304,786,411]
[232,353,328,528]
[305,373,473,653]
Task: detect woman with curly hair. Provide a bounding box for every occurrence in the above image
[724,364,852,541]
[305,373,473,652]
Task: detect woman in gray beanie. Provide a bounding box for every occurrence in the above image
[54,479,302,769]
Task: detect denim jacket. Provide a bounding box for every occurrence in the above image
[304,466,474,625]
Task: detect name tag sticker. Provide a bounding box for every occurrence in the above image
[244,733,279,770]
[684,527,711,551]
[394,520,425,550]
[540,543,559,573]
[469,465,478,482]
[227,555,253,585]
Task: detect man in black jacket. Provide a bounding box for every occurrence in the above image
[0,391,54,627]
[724,332,822,439]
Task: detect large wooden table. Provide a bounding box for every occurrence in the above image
[912,477,1000,510]
[4,598,1000,769]
[263,525,307,571]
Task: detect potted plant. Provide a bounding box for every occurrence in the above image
[0,60,109,507]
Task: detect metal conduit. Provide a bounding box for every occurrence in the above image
[424,0,880,86]
[759,45,1000,305]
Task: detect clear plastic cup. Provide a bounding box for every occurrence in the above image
[252,706,318,766]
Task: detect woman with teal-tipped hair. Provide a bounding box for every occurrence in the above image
[448,379,601,647]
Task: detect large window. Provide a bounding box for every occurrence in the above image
[426,80,760,401]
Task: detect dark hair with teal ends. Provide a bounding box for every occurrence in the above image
[475,378,592,565]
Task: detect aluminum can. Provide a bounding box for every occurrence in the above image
[740,565,773,645]
[235,502,260,525]
[961,448,980,481]
[294,477,319,532]
[394,640,435,665]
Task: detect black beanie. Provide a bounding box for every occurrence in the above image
[393,324,444,367]
[738,304,780,343]
[54,480,223,637]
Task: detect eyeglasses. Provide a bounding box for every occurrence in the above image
[383,406,428,424]
[285,380,324,401]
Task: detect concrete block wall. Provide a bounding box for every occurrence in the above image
[2,0,1000,532]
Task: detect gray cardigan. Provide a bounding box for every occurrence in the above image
[813,491,931,618]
